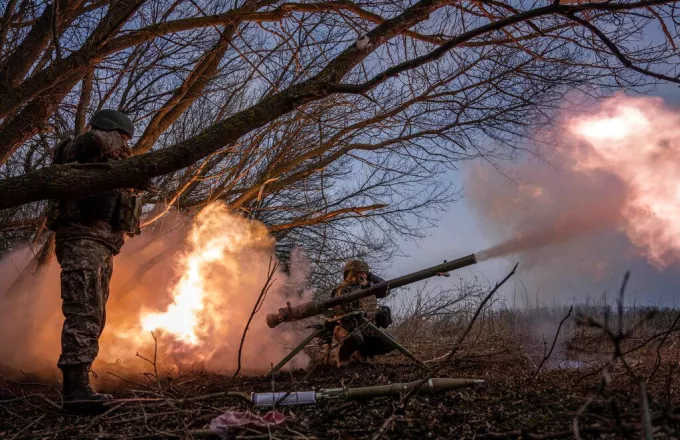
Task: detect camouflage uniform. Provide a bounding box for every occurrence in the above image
[56,239,114,367]
[331,268,394,364]
[52,129,137,369]
[47,110,143,412]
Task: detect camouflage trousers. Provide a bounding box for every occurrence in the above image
[333,324,394,362]
[55,238,113,369]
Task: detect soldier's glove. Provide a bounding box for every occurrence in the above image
[315,326,334,346]
[339,314,359,331]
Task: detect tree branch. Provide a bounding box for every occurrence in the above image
[268,203,388,232]
[329,0,678,95]
[0,0,448,208]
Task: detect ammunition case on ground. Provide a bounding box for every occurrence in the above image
[250,378,485,407]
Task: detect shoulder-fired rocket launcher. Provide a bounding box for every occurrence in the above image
[266,253,477,328]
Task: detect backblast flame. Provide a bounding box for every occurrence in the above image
[139,203,273,348]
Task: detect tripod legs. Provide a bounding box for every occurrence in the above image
[268,319,427,377]
[267,327,326,377]
[362,319,427,369]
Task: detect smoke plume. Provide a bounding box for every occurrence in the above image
[467,94,680,302]
[0,203,313,383]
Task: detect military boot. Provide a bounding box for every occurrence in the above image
[60,365,113,415]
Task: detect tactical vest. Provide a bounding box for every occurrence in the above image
[46,137,141,236]
[48,190,141,236]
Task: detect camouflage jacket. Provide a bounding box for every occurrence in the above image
[331,273,386,321]
[49,129,138,254]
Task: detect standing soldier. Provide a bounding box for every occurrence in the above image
[47,109,152,414]
[331,260,395,367]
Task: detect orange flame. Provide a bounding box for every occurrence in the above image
[139,203,274,350]
[0,203,312,379]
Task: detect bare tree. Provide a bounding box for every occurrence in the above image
[1,0,679,281]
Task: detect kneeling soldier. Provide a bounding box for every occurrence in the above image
[331,260,394,367]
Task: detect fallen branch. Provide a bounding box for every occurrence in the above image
[9,413,45,440]
[638,377,653,440]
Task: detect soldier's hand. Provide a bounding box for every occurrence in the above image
[111,146,132,160]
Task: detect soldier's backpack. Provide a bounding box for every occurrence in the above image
[45,136,73,231]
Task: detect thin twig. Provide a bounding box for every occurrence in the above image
[529,305,573,384]
[9,413,45,440]
[648,311,680,381]
[107,372,157,392]
[233,257,278,380]
[51,0,62,61]
[639,377,653,440]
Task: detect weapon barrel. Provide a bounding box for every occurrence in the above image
[267,253,477,328]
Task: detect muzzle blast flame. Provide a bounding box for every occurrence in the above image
[471,94,680,269]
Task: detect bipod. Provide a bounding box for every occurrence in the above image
[267,324,329,378]
[267,311,427,377]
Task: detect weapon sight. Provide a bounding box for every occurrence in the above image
[266,253,477,328]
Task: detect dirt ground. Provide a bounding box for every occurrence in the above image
[1,337,678,440]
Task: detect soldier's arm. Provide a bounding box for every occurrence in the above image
[59,132,113,163]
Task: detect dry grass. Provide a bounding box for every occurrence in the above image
[1,292,679,439]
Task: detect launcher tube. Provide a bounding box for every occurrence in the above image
[266,253,477,328]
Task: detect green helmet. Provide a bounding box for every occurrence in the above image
[343,259,369,278]
[89,109,134,138]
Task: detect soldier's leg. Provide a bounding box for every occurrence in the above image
[56,239,112,368]
[55,239,114,411]
[98,256,113,339]
[359,334,396,359]
[333,326,353,367]
[334,325,364,367]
